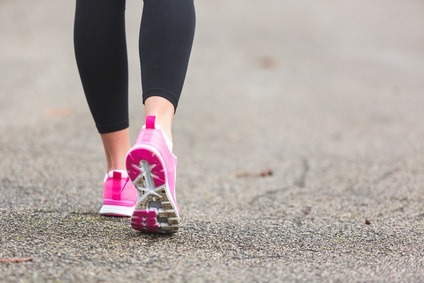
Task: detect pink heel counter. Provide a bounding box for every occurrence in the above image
[146,115,156,129]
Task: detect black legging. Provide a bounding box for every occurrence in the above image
[74,0,195,133]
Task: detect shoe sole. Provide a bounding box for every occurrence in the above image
[99,204,135,217]
[126,145,179,233]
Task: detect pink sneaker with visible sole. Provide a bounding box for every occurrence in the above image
[126,115,179,233]
[99,170,137,217]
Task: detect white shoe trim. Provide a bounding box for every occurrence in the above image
[99,205,135,217]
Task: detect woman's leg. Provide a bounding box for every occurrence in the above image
[139,0,196,140]
[124,0,196,232]
[74,0,130,171]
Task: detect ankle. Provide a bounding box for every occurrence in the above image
[144,96,174,140]
[106,157,127,172]
[100,128,131,173]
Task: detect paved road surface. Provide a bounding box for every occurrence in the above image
[1,0,423,281]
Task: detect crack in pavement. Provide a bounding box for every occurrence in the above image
[294,158,310,188]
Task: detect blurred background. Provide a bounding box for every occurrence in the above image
[1,0,423,193]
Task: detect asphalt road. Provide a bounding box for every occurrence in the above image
[1,0,423,282]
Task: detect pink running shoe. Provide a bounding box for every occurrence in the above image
[126,115,179,233]
[99,170,137,217]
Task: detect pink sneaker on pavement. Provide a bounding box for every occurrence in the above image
[99,170,137,217]
[126,115,180,233]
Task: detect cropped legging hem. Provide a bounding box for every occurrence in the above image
[143,88,179,113]
[96,121,129,134]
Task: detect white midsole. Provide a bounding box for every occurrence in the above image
[99,205,135,217]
